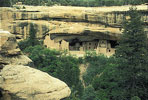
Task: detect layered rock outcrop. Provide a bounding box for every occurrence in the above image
[0,5,147,41]
[0,5,147,56]
[0,30,32,66]
[0,31,71,100]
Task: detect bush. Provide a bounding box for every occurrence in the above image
[131,96,141,100]
[83,53,113,86]
[81,85,96,100]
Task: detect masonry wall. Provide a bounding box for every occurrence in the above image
[82,41,98,51]
[44,35,60,50]
[60,40,69,50]
[96,40,115,56]
[44,35,69,50]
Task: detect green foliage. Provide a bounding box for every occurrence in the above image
[18,39,31,50]
[92,59,124,100]
[84,50,98,62]
[82,54,119,100]
[83,51,121,100]
[83,55,108,86]
[0,0,11,7]
[1,0,147,7]
[115,7,148,100]
[92,7,148,100]
[63,87,81,100]
[23,45,60,70]
[82,7,148,100]
[83,52,116,86]
[81,85,96,100]
[55,55,80,87]
[23,45,83,97]
[28,23,40,46]
[131,96,141,100]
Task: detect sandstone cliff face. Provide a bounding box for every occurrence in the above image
[0,31,71,100]
[0,5,147,56]
[0,5,147,42]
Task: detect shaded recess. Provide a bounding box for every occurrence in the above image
[49,33,118,52]
[109,40,118,48]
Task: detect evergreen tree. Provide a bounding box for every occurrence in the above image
[115,7,148,99]
[0,0,11,7]
[81,85,96,100]
[92,7,148,100]
[28,23,39,46]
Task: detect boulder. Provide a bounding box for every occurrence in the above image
[0,31,21,56]
[0,65,71,100]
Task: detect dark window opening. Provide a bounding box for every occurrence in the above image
[59,41,62,44]
[69,38,81,51]
[69,42,75,46]
[16,36,21,39]
[110,40,118,48]
[0,90,3,98]
[80,42,82,46]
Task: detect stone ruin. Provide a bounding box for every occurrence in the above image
[44,34,117,57]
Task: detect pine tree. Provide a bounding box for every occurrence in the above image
[115,7,148,100]
[0,0,11,7]
[28,23,40,46]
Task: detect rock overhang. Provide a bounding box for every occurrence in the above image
[0,4,147,40]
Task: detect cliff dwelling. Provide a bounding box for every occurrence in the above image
[44,34,118,57]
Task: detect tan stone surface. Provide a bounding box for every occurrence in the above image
[44,35,60,50]
[0,31,21,56]
[0,5,147,40]
[0,65,71,100]
[0,5,147,56]
[0,31,32,66]
[61,40,69,50]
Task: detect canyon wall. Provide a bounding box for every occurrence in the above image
[0,5,147,40]
[0,5,147,56]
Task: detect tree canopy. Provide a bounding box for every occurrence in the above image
[0,0,148,7]
[115,7,148,99]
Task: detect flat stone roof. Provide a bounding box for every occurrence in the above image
[0,30,10,34]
